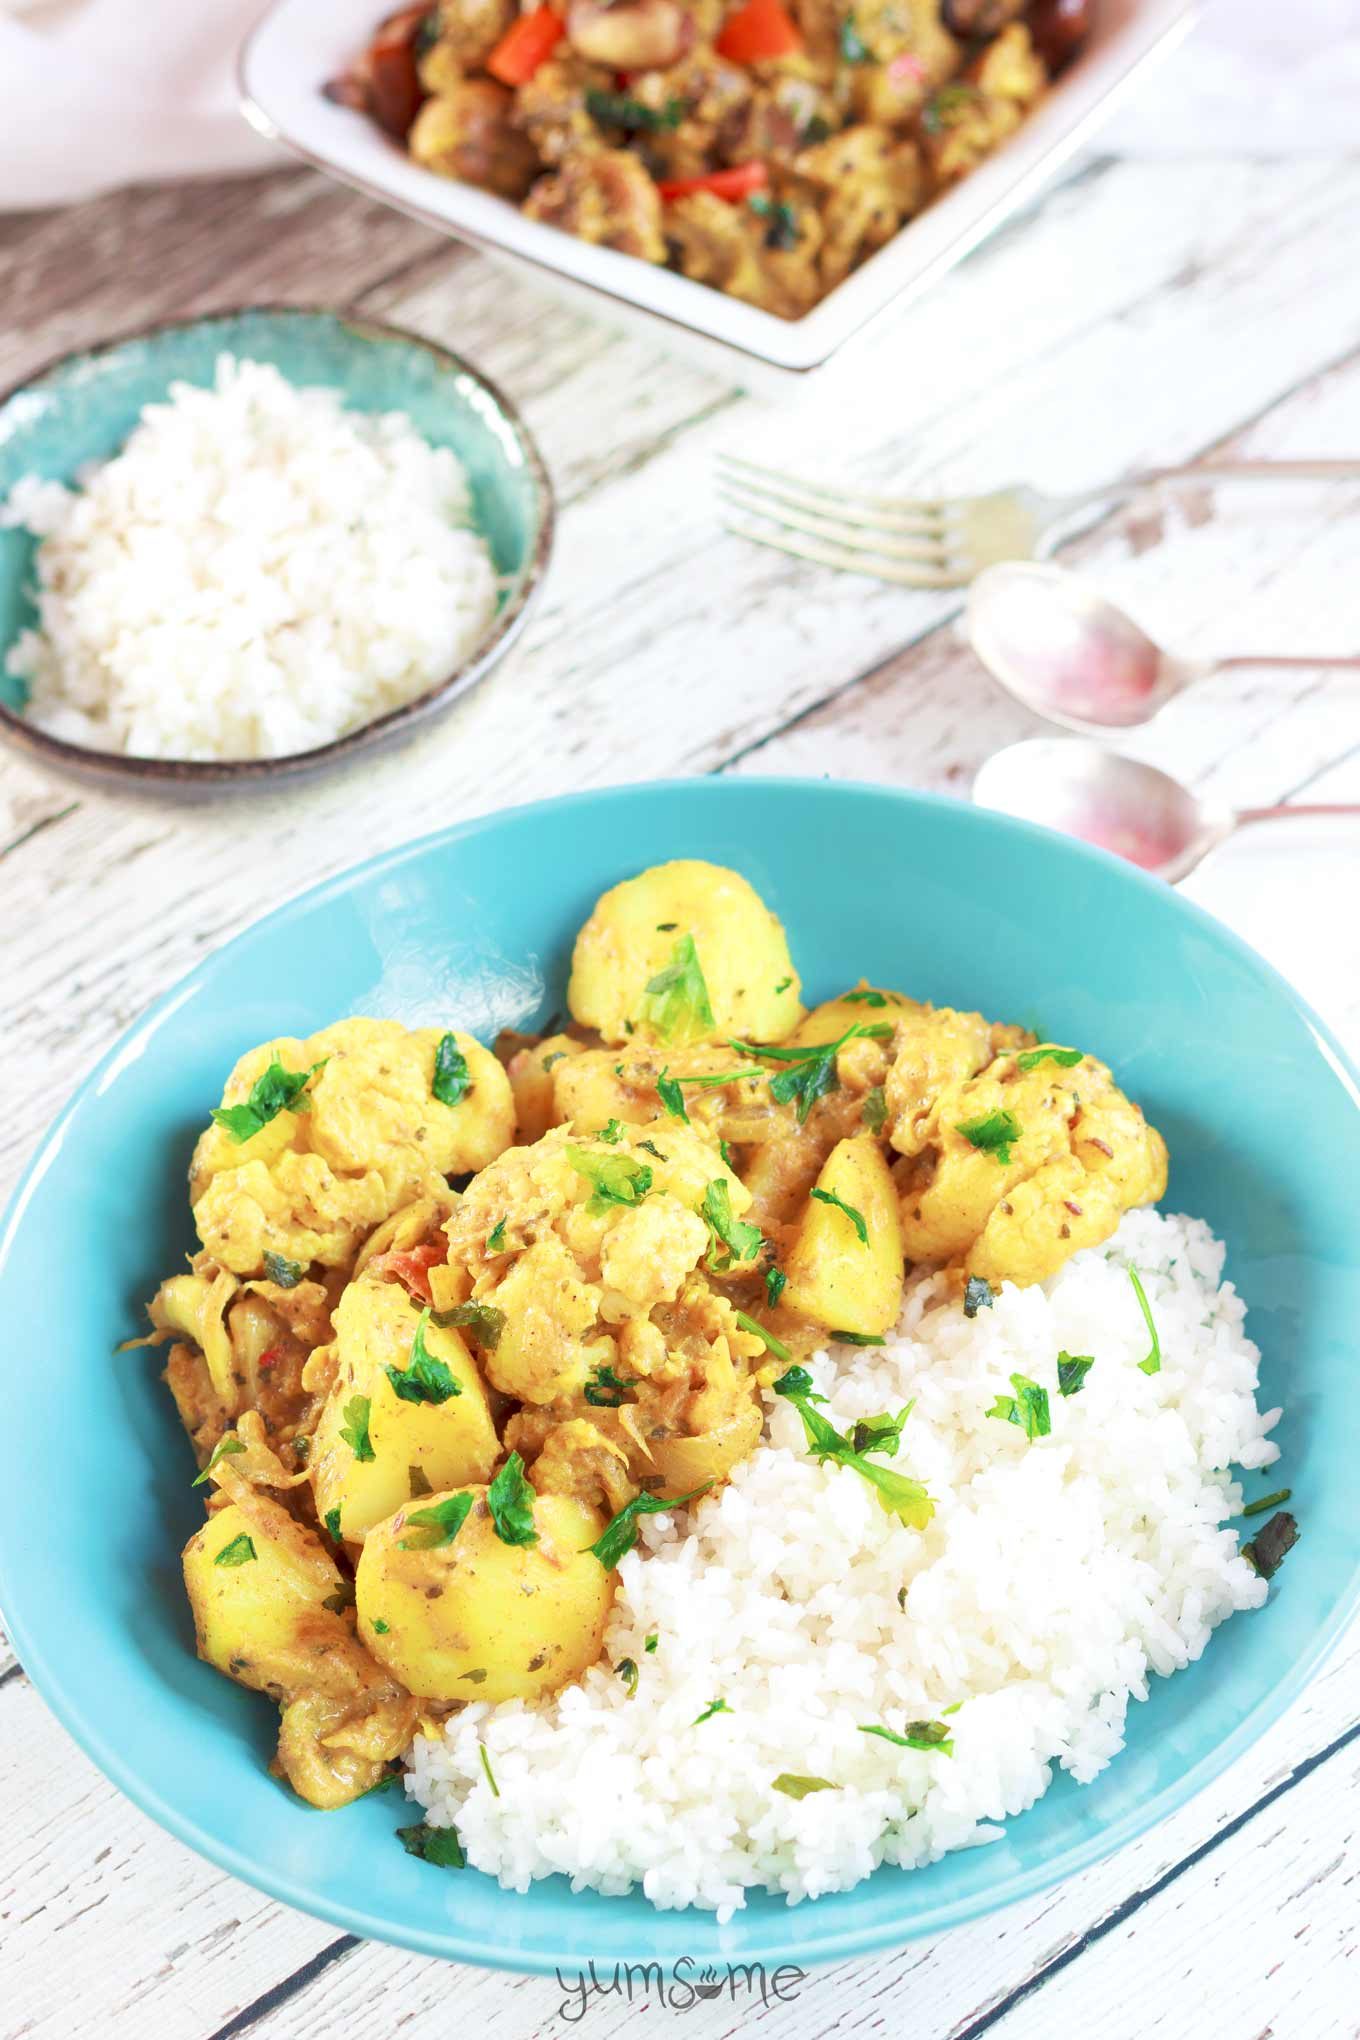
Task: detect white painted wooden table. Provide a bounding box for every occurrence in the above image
[3,20,1359,2037]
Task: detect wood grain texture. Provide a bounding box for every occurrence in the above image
[1,148,1357,2040]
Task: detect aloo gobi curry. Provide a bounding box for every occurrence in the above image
[331,0,1093,317]
[141,859,1165,1809]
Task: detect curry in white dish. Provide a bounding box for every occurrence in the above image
[330,0,1093,317]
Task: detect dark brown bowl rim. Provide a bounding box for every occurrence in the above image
[0,304,555,790]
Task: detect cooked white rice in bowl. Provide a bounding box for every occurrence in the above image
[0,355,500,762]
[404,1208,1279,1920]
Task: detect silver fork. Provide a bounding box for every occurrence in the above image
[718,457,1360,589]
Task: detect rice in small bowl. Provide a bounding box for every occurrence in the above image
[0,308,552,787]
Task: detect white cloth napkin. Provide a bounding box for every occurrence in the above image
[0,0,1353,210]
[0,0,281,209]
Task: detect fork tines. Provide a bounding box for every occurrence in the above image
[717,452,967,588]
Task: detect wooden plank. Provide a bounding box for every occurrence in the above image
[0,170,445,390]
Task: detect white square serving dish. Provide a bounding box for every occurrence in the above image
[240,0,1197,384]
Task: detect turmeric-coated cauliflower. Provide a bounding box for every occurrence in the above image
[190,1018,514,1277]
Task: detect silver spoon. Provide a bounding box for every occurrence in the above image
[965,561,1360,733]
[972,739,1360,883]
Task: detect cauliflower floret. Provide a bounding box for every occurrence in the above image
[600,1197,710,1312]
[897,1051,1167,1284]
[190,1019,515,1277]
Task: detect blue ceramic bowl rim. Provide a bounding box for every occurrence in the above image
[3,775,1358,1971]
[0,304,555,790]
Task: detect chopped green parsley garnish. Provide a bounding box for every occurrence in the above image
[833,1331,886,1347]
[568,1145,653,1215]
[400,1490,474,1552]
[1242,1510,1298,1579]
[386,1308,462,1405]
[616,1656,640,1697]
[639,934,715,1046]
[597,1118,624,1144]
[637,1138,667,1160]
[584,1362,636,1408]
[432,1032,471,1108]
[262,1249,304,1288]
[372,1618,390,1634]
[747,192,799,250]
[810,1186,868,1244]
[700,1178,764,1271]
[584,87,684,132]
[486,1219,508,1253]
[719,1136,736,1170]
[774,976,793,994]
[734,1022,891,1125]
[733,1309,791,1364]
[210,1057,326,1143]
[656,922,678,931]
[987,1373,1051,1440]
[1016,1045,1083,1072]
[340,1394,375,1462]
[656,1067,688,1122]
[1057,1352,1094,1397]
[774,1372,932,1528]
[487,1452,538,1547]
[839,13,871,62]
[644,1632,659,1653]
[848,1401,913,1459]
[433,1301,506,1350]
[324,1507,342,1542]
[963,1276,994,1319]
[589,1484,710,1570]
[956,1108,1021,1164]
[765,1266,787,1308]
[397,1821,465,1869]
[213,1532,257,1568]
[1129,1268,1161,1374]
[192,1435,245,1486]
[479,1744,500,1796]
[692,1698,731,1725]
[773,1773,836,1798]
[859,1720,954,1755]
[861,1085,888,1133]
[773,1363,824,1401]
[842,989,887,1007]
[922,82,980,133]
[1242,1487,1292,1518]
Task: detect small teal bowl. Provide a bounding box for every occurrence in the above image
[1,778,1356,1972]
[0,306,552,790]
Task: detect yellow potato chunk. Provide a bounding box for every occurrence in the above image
[898,1051,1168,1284]
[309,1279,499,1543]
[567,860,802,1047]
[356,1486,613,1703]
[190,1019,515,1277]
[503,1032,583,1143]
[182,1491,416,1808]
[782,1134,905,1337]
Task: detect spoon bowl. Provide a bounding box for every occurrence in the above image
[973,740,1235,881]
[973,739,1360,881]
[965,563,1199,733]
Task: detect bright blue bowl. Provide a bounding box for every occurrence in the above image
[1,777,1356,1973]
[0,306,552,791]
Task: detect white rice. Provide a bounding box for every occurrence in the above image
[405,1209,1280,1920]
[0,355,499,761]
